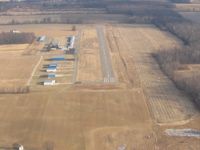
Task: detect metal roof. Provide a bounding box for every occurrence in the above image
[48,74,56,78]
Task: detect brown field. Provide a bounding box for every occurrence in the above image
[0,24,199,150]
[0,44,29,52]
[175,4,200,12]
[0,90,154,150]
[107,25,197,124]
[180,12,200,23]
[77,26,102,82]
[0,54,39,87]
[0,24,76,38]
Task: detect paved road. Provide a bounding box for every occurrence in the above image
[96,26,115,83]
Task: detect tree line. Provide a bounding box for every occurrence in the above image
[153,19,200,107]
[0,32,35,45]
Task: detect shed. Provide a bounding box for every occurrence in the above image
[47,68,57,72]
[51,56,65,61]
[43,80,55,86]
[67,36,75,49]
[48,63,57,67]
[48,73,56,78]
[47,66,57,69]
[38,36,46,42]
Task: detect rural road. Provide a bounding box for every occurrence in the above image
[96,26,115,83]
[27,56,43,86]
[72,28,81,83]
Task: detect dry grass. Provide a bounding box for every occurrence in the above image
[0,24,199,150]
[175,4,200,12]
[0,44,29,52]
[0,24,76,37]
[107,24,196,124]
[0,90,153,150]
[0,54,39,87]
[77,26,102,82]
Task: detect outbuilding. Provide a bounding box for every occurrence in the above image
[48,63,57,67]
[38,36,46,42]
[48,73,56,78]
[50,56,65,61]
[46,67,57,72]
[43,80,56,86]
[67,36,75,49]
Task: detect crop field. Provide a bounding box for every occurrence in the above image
[0,24,199,150]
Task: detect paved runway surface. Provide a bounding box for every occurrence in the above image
[96,26,115,83]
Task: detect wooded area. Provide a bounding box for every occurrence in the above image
[0,32,35,44]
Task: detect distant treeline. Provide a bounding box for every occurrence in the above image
[152,14,200,107]
[0,86,30,94]
[0,32,35,45]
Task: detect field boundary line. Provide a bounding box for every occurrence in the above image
[72,29,81,83]
[27,56,43,86]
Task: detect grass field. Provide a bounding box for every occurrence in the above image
[0,44,29,52]
[0,24,199,150]
[0,54,39,87]
[77,26,102,82]
[175,4,200,12]
[108,25,198,124]
[0,90,154,150]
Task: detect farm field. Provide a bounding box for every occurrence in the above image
[0,24,199,150]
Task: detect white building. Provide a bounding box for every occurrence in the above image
[43,80,55,86]
[46,68,57,72]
